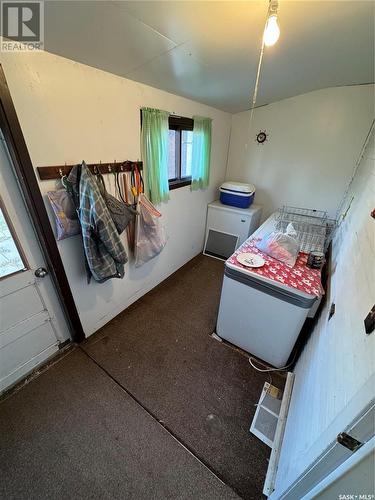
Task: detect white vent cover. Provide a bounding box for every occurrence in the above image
[250,382,282,447]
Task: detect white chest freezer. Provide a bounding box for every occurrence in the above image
[216,214,321,368]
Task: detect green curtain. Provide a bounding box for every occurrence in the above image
[190,116,212,191]
[141,107,170,204]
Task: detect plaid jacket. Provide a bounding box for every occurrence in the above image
[67,163,127,283]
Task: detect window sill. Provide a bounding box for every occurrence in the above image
[169,178,192,190]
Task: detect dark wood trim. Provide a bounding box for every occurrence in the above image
[168,115,194,131]
[169,178,192,190]
[0,64,85,343]
[140,109,194,131]
[37,160,142,181]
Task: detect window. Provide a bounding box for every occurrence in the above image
[168,116,194,190]
[0,198,27,279]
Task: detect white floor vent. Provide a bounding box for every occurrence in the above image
[250,382,283,447]
[249,374,295,496]
[263,372,295,497]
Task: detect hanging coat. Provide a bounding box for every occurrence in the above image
[67,163,127,283]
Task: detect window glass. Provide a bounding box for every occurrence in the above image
[181,130,193,177]
[168,130,177,180]
[0,204,27,279]
[166,117,193,188]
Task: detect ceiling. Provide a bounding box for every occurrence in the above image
[44,1,374,113]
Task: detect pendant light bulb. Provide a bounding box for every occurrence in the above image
[263,14,280,47]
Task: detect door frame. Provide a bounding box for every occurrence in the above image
[269,389,375,499]
[301,435,375,499]
[0,64,85,343]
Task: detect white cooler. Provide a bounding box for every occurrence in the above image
[219,181,255,209]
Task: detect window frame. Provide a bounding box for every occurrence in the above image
[168,115,194,190]
[0,196,28,281]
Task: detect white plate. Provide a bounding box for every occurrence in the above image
[236,252,265,268]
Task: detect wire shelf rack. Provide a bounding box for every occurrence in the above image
[275,206,336,253]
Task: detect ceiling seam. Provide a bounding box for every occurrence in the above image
[126,41,187,74]
[114,2,180,47]
[113,3,218,74]
[112,2,204,75]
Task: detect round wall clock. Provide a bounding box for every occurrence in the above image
[256,130,268,144]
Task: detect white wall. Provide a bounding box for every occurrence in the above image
[273,129,375,496]
[226,86,374,220]
[0,51,231,337]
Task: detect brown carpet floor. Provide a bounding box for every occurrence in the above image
[83,254,284,499]
[0,348,239,500]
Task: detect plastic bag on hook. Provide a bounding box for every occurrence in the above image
[134,193,166,267]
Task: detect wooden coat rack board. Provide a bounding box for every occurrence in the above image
[37,160,143,181]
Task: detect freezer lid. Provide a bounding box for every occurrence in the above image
[224,265,316,309]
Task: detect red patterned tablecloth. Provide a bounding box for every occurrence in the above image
[227,238,324,298]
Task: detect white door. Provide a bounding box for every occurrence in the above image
[270,400,375,499]
[303,436,375,499]
[0,131,70,394]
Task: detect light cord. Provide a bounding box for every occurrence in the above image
[248,350,297,373]
[247,0,275,139]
